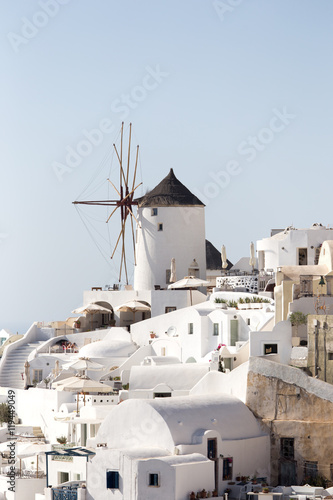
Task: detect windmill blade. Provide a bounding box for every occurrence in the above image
[132,145,139,192]
[106,205,119,224]
[111,217,127,259]
[119,219,128,284]
[126,123,132,187]
[121,182,143,205]
[126,205,141,227]
[113,143,127,186]
[107,178,121,197]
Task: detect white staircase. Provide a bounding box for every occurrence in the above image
[0,341,44,389]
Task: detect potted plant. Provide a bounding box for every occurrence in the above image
[56,435,67,445]
[189,493,196,500]
[212,489,218,498]
[262,487,270,493]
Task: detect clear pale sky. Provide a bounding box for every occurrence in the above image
[1,1,333,333]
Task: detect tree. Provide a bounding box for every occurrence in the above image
[289,311,308,335]
[0,403,11,425]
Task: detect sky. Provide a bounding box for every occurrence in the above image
[1,0,333,333]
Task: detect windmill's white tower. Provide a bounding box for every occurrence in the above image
[134,169,206,291]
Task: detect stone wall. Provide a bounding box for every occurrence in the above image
[246,359,333,486]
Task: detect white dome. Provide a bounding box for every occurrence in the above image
[79,339,136,359]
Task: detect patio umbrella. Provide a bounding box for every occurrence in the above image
[55,375,111,412]
[17,443,50,478]
[170,258,176,283]
[56,376,111,393]
[221,245,228,270]
[24,361,30,389]
[62,357,104,376]
[168,276,210,305]
[72,302,112,330]
[249,241,256,270]
[114,300,151,322]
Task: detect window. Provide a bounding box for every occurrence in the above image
[188,323,193,334]
[328,353,333,361]
[304,461,318,479]
[298,248,308,265]
[33,369,43,383]
[247,318,251,326]
[149,473,159,487]
[165,306,176,313]
[158,223,163,231]
[58,472,69,484]
[222,458,233,481]
[207,438,217,459]
[154,392,171,398]
[264,343,278,355]
[280,438,294,459]
[151,208,158,216]
[314,247,321,265]
[106,470,119,489]
[213,323,219,336]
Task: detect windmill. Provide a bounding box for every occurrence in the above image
[73,122,142,284]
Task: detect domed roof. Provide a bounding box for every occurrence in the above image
[79,339,136,359]
[136,169,204,207]
[97,394,266,452]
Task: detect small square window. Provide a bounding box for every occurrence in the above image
[106,470,119,489]
[165,306,176,313]
[264,343,278,355]
[213,323,219,336]
[328,352,333,361]
[149,473,159,487]
[151,208,158,216]
[188,323,194,334]
[158,223,163,231]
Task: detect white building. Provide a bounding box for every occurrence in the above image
[256,223,333,272]
[134,168,206,291]
[87,394,270,500]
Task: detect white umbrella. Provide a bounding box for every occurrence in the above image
[72,303,112,315]
[62,357,104,376]
[17,442,50,478]
[114,300,151,322]
[249,241,256,269]
[221,245,228,270]
[168,276,210,305]
[55,375,111,414]
[56,376,111,393]
[24,361,30,389]
[170,258,176,283]
[72,303,112,330]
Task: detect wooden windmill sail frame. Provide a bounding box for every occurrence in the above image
[73,122,141,284]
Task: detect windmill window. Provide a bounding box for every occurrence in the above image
[151,208,158,216]
[148,473,160,487]
[106,470,119,489]
[158,223,163,231]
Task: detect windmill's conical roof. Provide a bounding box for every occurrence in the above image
[136,169,204,207]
